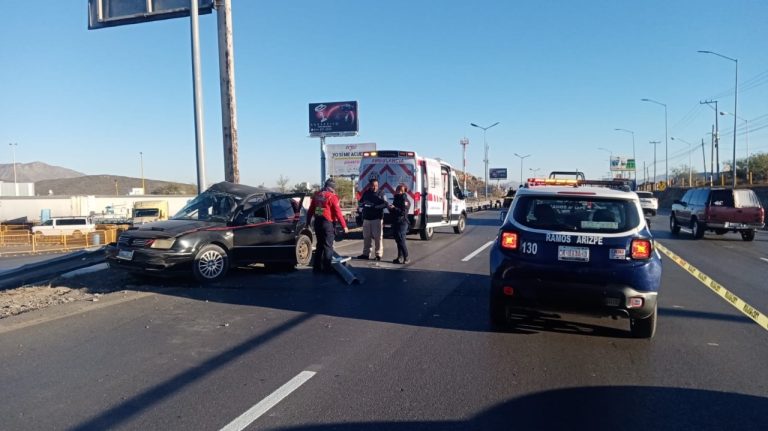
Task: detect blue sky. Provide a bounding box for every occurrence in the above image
[2,1,767,189]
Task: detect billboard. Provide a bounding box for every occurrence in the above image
[489,168,508,179]
[326,143,376,177]
[610,156,636,171]
[309,101,359,136]
[88,0,214,30]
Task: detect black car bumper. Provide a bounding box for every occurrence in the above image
[105,244,194,275]
[490,276,658,319]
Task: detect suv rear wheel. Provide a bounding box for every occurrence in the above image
[669,215,680,234]
[192,244,229,283]
[630,303,657,338]
[741,230,756,242]
[691,218,705,239]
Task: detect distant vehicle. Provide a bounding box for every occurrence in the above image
[32,216,96,238]
[502,188,516,209]
[132,200,169,225]
[356,150,467,240]
[106,182,314,283]
[636,191,658,216]
[670,187,764,241]
[490,176,662,338]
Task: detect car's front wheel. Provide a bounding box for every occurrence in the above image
[741,230,756,242]
[420,226,434,241]
[669,215,680,234]
[630,303,657,339]
[192,244,229,283]
[295,234,312,266]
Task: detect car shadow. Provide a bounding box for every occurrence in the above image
[270,386,768,430]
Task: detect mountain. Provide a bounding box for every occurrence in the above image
[35,175,197,196]
[0,162,84,182]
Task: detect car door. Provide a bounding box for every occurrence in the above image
[231,199,271,263]
[232,194,304,263]
[267,194,305,262]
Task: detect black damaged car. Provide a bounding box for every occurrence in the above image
[106,182,314,283]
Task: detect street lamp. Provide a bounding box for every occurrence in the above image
[614,128,636,180]
[670,137,693,187]
[139,151,145,194]
[641,98,668,185]
[699,50,738,187]
[8,142,18,196]
[470,122,500,198]
[529,167,541,178]
[513,153,530,186]
[649,141,661,190]
[720,111,749,184]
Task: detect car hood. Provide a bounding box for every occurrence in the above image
[124,219,224,238]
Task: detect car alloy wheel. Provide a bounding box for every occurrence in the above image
[295,234,312,266]
[193,244,229,283]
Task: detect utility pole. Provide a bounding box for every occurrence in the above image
[701,139,707,186]
[460,137,469,193]
[701,100,719,183]
[649,141,661,190]
[216,0,239,183]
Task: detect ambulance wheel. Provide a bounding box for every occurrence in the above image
[453,215,466,234]
[419,226,434,241]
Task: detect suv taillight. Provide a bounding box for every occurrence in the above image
[631,238,652,260]
[500,231,518,250]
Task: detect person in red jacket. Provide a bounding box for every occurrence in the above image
[307,178,349,273]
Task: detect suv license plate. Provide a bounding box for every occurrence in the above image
[558,246,589,262]
[117,250,134,261]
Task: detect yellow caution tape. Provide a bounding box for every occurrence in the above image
[656,241,768,332]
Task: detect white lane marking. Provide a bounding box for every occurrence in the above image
[761,258,768,264]
[220,371,316,431]
[462,240,495,262]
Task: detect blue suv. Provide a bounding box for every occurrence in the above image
[489,181,662,338]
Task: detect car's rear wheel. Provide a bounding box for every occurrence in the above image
[691,218,705,239]
[669,215,680,234]
[420,226,434,241]
[630,303,657,339]
[295,234,312,266]
[453,215,466,234]
[741,230,756,242]
[489,294,508,329]
[192,244,229,283]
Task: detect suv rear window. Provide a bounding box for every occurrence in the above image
[512,196,641,233]
[56,218,87,226]
[710,190,734,207]
[734,190,762,208]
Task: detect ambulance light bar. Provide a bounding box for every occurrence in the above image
[362,151,415,158]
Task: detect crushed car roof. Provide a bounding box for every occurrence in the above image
[206,181,271,198]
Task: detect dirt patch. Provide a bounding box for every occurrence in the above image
[0,267,144,319]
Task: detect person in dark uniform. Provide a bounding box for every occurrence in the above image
[389,184,411,264]
[306,179,348,273]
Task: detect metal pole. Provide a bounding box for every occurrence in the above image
[320,136,326,185]
[701,139,707,185]
[688,143,692,187]
[9,143,18,196]
[190,0,206,194]
[710,125,714,185]
[631,132,636,182]
[216,0,239,183]
[460,137,469,192]
[746,119,750,184]
[140,151,145,194]
[649,141,660,190]
[664,105,668,185]
[714,101,719,183]
[483,129,488,197]
[732,59,738,187]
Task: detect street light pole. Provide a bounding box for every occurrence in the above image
[641,99,668,185]
[529,167,541,178]
[9,142,18,196]
[140,151,145,194]
[699,50,738,187]
[470,122,500,198]
[670,137,693,187]
[513,153,530,186]
[614,128,636,181]
[598,147,612,176]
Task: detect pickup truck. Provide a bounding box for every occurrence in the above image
[670,187,764,241]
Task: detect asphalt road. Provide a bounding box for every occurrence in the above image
[1,210,767,430]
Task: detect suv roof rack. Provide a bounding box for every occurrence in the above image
[526,177,635,191]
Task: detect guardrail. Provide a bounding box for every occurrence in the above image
[0,227,124,256]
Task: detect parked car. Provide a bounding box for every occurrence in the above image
[490,179,662,338]
[670,187,765,241]
[32,216,96,238]
[636,191,658,217]
[106,182,314,283]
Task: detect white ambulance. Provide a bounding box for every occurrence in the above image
[356,150,468,240]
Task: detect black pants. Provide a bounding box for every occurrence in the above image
[313,218,335,272]
[393,221,409,260]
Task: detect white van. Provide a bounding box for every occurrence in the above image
[356,150,467,240]
[32,217,96,237]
